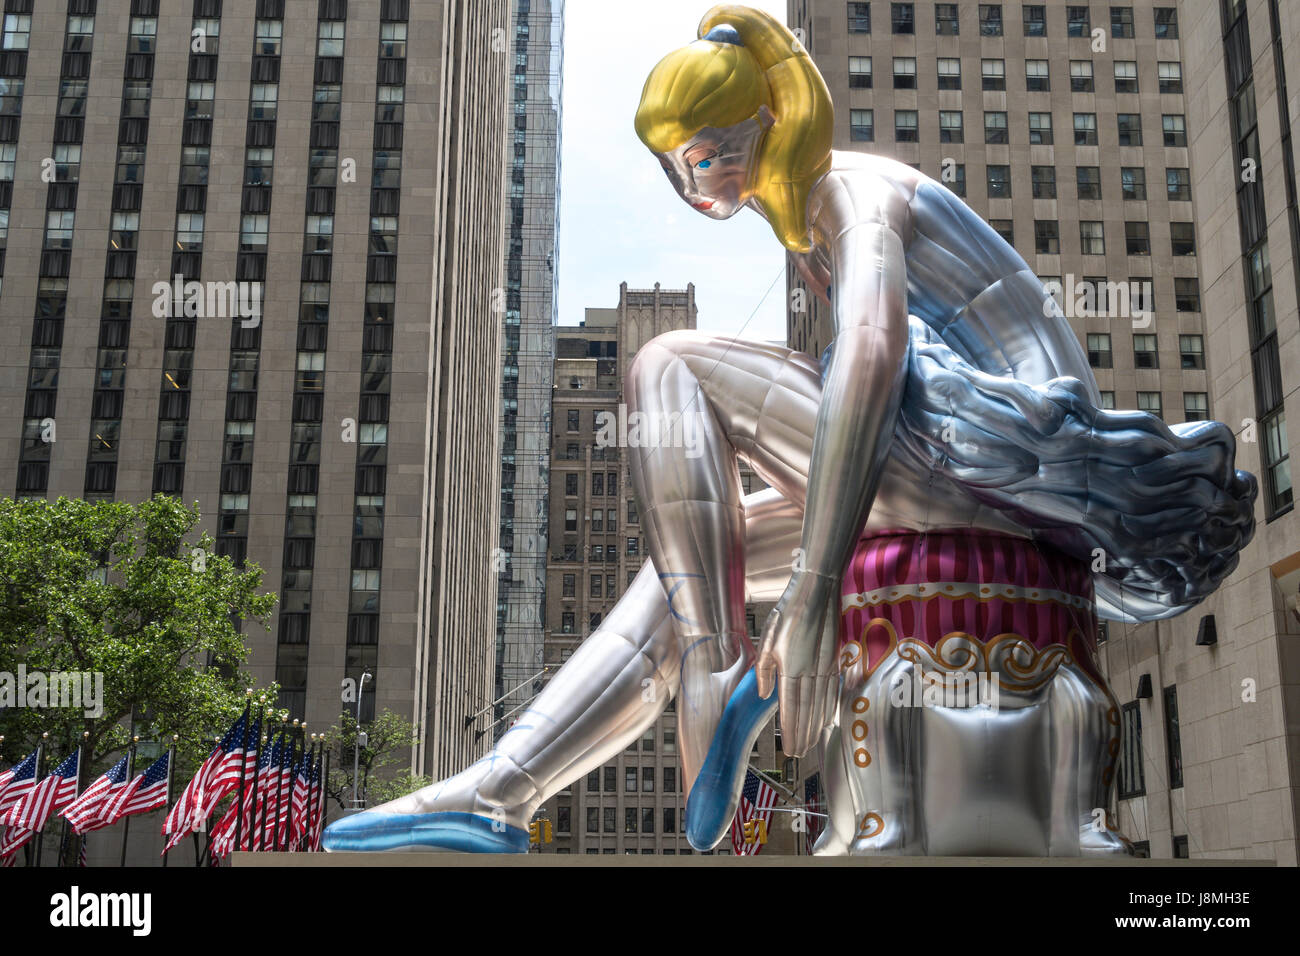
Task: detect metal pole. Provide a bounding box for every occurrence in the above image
[30,738,45,867]
[476,688,544,737]
[233,699,254,853]
[161,737,176,869]
[319,746,331,848]
[464,666,549,725]
[118,740,137,868]
[351,671,370,809]
[271,737,291,851]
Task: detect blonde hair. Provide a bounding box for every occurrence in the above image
[634,5,833,253]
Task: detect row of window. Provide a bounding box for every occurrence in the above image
[563,471,619,496]
[844,2,1177,40]
[583,805,682,835]
[850,108,1188,148]
[850,56,1183,95]
[1085,332,1204,371]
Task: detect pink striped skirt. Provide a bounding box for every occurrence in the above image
[839,531,1101,684]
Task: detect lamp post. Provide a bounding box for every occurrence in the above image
[351,670,371,810]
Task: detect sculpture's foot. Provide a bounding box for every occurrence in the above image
[1079,820,1136,857]
[685,667,776,851]
[322,758,532,853]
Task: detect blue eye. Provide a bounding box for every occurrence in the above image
[698,159,712,169]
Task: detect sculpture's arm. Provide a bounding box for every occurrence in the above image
[756,171,912,756]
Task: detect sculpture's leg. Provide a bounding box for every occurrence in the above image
[625,332,823,806]
[322,488,805,852]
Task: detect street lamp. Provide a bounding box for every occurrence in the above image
[351,670,371,809]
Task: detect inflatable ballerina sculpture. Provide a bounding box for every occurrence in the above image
[325,5,1255,856]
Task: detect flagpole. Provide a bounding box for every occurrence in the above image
[271,717,291,851]
[58,732,89,867]
[31,732,47,867]
[161,735,177,869]
[318,742,330,851]
[232,694,253,855]
[119,736,138,868]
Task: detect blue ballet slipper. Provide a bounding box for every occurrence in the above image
[685,667,778,850]
[322,810,530,854]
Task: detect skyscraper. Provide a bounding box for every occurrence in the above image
[492,0,563,743]
[0,0,511,783]
[787,0,1298,861]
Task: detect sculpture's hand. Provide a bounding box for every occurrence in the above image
[756,569,840,758]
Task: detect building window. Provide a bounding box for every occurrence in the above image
[663,728,676,753]
[1166,167,1191,201]
[1121,167,1147,200]
[1173,835,1189,858]
[1028,112,1053,144]
[562,573,575,598]
[1117,113,1142,147]
[849,108,874,142]
[849,56,872,89]
[1025,59,1049,91]
[1066,5,1090,37]
[936,3,959,34]
[1,13,31,49]
[1263,413,1292,512]
[663,766,676,792]
[1023,5,1045,36]
[1034,220,1059,254]
[587,770,599,792]
[664,807,677,833]
[939,111,963,144]
[586,806,598,832]
[848,2,871,33]
[317,20,345,57]
[642,807,655,833]
[1118,701,1145,799]
[1153,7,1178,39]
[624,767,637,792]
[603,806,615,832]
[1069,60,1093,92]
[561,611,574,633]
[1126,221,1151,255]
[1171,222,1196,256]
[1137,391,1163,419]
[642,766,654,791]
[892,57,916,89]
[944,163,966,197]
[1087,334,1113,369]
[1099,391,1115,410]
[1114,60,1138,94]
[1133,334,1159,369]
[891,3,914,34]
[978,3,1002,35]
[1179,334,1204,369]
[1111,6,1135,38]
[1162,114,1187,147]
[981,59,1006,91]
[895,110,918,142]
[1080,221,1105,255]
[990,219,1013,244]
[565,473,578,496]
[557,805,570,834]
[1077,166,1102,200]
[603,766,616,791]
[1073,113,1098,146]
[1174,277,1200,312]
[984,111,1008,144]
[937,58,961,90]
[1158,62,1183,94]
[564,509,577,532]
[1183,392,1208,422]
[987,165,1011,198]
[624,807,637,833]
[627,536,639,556]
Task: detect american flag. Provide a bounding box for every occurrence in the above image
[0,751,39,813]
[77,835,87,867]
[101,751,170,822]
[210,732,272,858]
[290,749,312,848]
[307,750,326,851]
[270,740,298,849]
[62,755,131,834]
[258,735,288,848]
[729,768,778,856]
[162,710,250,851]
[0,750,79,856]
[803,774,825,854]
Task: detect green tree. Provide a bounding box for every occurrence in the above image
[325,709,429,811]
[0,495,278,778]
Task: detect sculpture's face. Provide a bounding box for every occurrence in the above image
[655,115,766,220]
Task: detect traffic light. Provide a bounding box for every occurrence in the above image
[528,819,553,844]
[741,819,768,846]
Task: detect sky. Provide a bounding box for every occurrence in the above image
[554,0,789,341]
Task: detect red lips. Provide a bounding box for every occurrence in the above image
[693,201,715,210]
